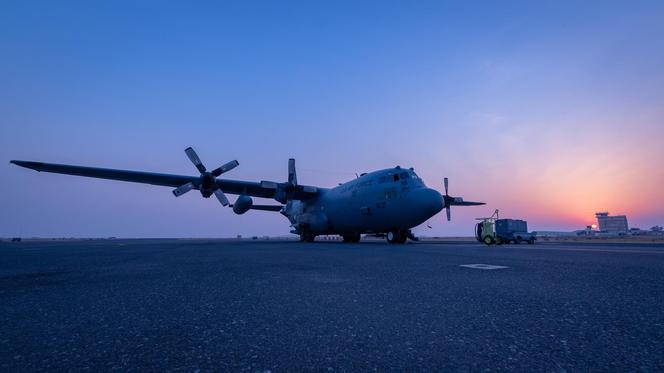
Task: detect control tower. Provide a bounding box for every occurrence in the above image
[595,212,629,233]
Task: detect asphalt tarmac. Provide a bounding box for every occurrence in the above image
[1,239,663,371]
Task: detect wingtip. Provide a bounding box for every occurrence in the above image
[9,160,40,170]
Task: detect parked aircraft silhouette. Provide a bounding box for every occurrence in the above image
[11,147,484,243]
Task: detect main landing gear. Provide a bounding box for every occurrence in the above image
[386,230,408,244]
[299,232,316,242]
[342,233,361,243]
[298,230,415,244]
[299,232,362,243]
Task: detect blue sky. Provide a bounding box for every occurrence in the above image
[1,1,663,237]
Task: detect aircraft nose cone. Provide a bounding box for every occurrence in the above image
[412,188,443,217]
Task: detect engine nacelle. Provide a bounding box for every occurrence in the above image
[232,195,253,215]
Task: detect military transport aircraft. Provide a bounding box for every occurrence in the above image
[10,147,484,243]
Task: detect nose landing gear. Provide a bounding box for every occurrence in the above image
[342,233,361,243]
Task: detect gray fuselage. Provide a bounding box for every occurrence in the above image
[283,167,443,235]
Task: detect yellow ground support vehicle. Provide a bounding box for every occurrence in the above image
[475,210,501,245]
[475,210,536,246]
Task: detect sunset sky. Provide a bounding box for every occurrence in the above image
[1,1,663,237]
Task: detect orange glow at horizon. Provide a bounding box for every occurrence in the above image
[427,115,664,231]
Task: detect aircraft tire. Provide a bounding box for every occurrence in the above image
[397,230,408,244]
[300,232,316,243]
[386,230,407,244]
[342,234,361,243]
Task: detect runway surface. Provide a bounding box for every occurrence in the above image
[1,239,663,371]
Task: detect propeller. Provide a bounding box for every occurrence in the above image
[441,177,485,221]
[260,158,314,204]
[172,147,239,206]
[443,177,452,221]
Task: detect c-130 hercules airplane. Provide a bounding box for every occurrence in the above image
[11,147,484,243]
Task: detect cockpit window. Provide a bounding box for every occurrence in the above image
[393,174,399,182]
[410,172,424,186]
[399,172,409,179]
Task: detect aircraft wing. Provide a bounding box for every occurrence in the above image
[9,160,312,200]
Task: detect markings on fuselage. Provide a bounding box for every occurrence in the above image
[459,264,509,270]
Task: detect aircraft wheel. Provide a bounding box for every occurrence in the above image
[397,230,408,244]
[386,230,405,244]
[342,234,361,243]
[483,236,494,245]
[300,232,316,243]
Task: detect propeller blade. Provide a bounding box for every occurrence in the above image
[444,177,449,196]
[185,147,206,174]
[211,160,239,177]
[288,158,297,185]
[213,189,229,206]
[454,201,486,206]
[172,182,195,197]
[446,207,451,221]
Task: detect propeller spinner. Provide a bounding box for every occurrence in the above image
[172,147,238,206]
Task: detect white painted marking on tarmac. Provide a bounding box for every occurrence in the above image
[460,264,509,270]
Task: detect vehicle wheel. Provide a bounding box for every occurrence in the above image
[483,236,494,245]
[300,233,316,242]
[527,239,535,244]
[515,237,522,244]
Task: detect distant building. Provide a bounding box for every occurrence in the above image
[595,212,628,233]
